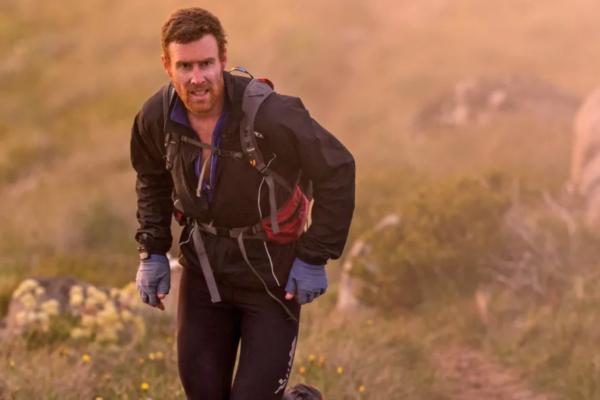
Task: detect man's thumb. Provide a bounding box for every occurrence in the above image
[285,278,296,300]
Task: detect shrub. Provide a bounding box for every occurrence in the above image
[354,174,510,311]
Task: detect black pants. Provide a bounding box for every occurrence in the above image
[177,266,301,400]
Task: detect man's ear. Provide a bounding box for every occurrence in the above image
[161,53,172,77]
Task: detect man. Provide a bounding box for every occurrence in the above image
[131,7,354,400]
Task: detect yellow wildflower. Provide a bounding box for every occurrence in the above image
[87,286,108,303]
[318,355,326,367]
[308,354,316,363]
[69,286,84,307]
[120,309,133,322]
[9,359,15,368]
[97,302,118,320]
[149,351,164,361]
[70,285,83,295]
[84,296,98,310]
[96,328,118,343]
[71,327,92,339]
[20,293,37,310]
[12,279,39,299]
[34,286,45,297]
[81,314,96,328]
[336,366,344,375]
[82,353,92,363]
[57,346,71,357]
[299,366,306,375]
[358,385,366,393]
[26,311,38,324]
[119,283,143,309]
[41,299,60,315]
[140,382,150,391]
[366,319,373,326]
[132,316,146,337]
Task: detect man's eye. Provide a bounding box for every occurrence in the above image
[179,63,192,70]
[201,60,213,68]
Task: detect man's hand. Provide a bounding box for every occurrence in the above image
[136,254,171,311]
[284,258,327,305]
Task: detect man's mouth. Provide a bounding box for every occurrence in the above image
[189,87,210,100]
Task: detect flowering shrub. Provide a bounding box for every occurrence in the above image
[7,278,146,344]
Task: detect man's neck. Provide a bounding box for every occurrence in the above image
[187,98,225,125]
[187,99,225,143]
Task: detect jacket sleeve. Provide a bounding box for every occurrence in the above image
[130,110,173,254]
[259,94,356,265]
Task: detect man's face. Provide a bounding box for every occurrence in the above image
[162,34,226,117]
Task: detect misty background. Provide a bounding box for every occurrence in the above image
[2,1,600,399]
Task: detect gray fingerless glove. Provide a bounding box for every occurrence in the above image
[135,254,170,307]
[285,258,327,305]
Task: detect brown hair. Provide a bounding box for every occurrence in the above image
[161,8,227,61]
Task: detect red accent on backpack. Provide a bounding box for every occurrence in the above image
[257,77,274,89]
[261,185,309,245]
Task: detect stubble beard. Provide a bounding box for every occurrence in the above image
[183,79,224,117]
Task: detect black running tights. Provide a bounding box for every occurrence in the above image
[177,267,301,400]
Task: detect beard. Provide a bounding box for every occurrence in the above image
[181,78,224,116]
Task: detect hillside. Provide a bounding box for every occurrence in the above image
[2,0,600,256]
[3,2,600,398]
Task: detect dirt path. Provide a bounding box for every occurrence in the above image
[433,347,554,400]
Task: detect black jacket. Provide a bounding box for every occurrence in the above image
[130,72,355,289]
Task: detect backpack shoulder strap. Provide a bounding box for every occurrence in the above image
[240,78,291,233]
[240,79,274,172]
[240,80,292,189]
[162,83,175,130]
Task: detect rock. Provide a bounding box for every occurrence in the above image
[415,76,579,131]
[570,87,600,226]
[336,214,400,312]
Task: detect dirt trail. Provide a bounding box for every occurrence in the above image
[433,347,554,400]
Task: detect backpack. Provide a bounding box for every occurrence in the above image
[161,67,310,244]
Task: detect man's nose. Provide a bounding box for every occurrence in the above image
[190,65,206,85]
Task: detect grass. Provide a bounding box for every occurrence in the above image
[3,272,598,399]
[478,279,600,399]
[2,253,600,398]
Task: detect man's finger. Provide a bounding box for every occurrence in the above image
[285,292,295,300]
[148,292,159,306]
[302,293,314,304]
[284,277,296,294]
[157,275,170,296]
[157,293,167,300]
